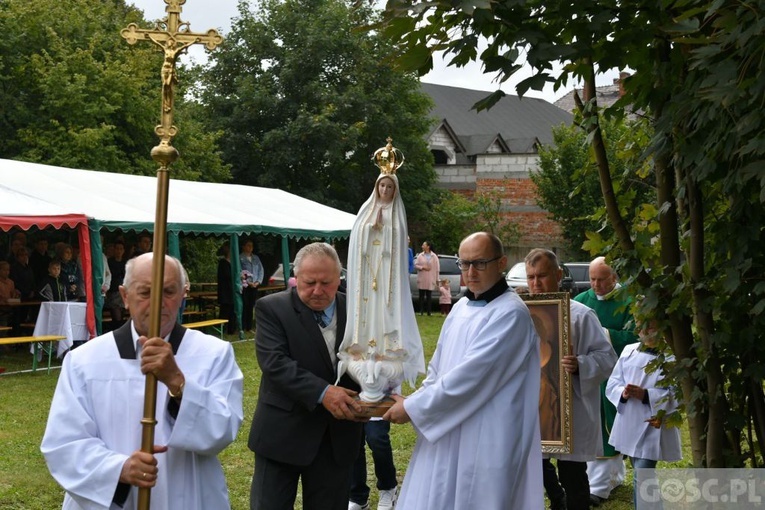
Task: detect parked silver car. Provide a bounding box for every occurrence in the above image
[409,254,467,307]
[564,262,591,294]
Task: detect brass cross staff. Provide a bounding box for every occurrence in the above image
[121,2,222,508]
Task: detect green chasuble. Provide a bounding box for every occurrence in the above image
[575,287,638,457]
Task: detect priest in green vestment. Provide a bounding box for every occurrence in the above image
[574,256,638,506]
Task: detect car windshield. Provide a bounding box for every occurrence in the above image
[568,265,589,281]
[507,263,526,279]
[439,257,462,275]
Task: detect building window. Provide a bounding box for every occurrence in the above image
[432,149,449,165]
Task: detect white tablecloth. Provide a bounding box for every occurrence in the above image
[33,302,88,357]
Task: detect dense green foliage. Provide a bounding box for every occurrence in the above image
[198,0,438,221]
[428,189,521,255]
[380,0,765,468]
[532,118,653,259]
[0,0,229,181]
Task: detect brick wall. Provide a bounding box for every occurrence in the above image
[476,176,563,262]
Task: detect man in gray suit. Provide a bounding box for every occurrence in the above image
[248,242,365,510]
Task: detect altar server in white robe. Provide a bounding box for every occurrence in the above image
[606,319,681,505]
[384,232,543,510]
[41,253,244,510]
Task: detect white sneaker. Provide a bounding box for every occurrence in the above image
[377,487,398,510]
[348,501,369,510]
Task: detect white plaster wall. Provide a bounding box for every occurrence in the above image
[475,153,540,177]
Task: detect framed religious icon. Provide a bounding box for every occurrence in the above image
[521,292,573,454]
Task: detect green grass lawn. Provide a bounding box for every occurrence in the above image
[0,315,689,509]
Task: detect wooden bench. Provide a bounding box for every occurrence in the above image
[0,335,67,374]
[181,310,206,322]
[184,319,229,339]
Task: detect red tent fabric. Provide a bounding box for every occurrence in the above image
[0,215,96,340]
[0,214,86,232]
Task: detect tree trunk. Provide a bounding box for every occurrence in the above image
[685,176,726,466]
[576,56,709,465]
[748,378,765,466]
[576,63,705,464]
[653,144,706,466]
[574,63,650,289]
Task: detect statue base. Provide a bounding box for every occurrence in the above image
[353,396,395,418]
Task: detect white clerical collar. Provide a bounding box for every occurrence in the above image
[596,282,622,300]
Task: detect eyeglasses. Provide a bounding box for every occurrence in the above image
[456,256,501,271]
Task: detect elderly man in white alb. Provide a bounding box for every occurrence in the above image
[384,232,542,509]
[41,253,244,510]
[525,249,617,510]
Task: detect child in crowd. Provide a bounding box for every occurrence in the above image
[0,261,19,303]
[56,243,82,301]
[438,278,451,316]
[606,319,682,507]
[39,260,67,302]
[0,261,20,328]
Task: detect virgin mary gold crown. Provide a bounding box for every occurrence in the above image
[373,137,404,175]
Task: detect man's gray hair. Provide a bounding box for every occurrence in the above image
[293,242,342,276]
[123,253,186,289]
[525,248,559,269]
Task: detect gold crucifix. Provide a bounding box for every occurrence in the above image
[120,3,222,509]
[121,0,222,165]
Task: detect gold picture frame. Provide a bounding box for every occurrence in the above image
[521,292,573,454]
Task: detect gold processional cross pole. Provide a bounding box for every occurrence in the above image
[121,2,222,508]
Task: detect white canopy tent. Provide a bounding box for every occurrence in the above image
[0,158,357,335]
[0,159,356,237]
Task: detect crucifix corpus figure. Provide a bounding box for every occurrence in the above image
[121,0,223,151]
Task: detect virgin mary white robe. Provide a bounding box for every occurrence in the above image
[41,326,244,510]
[606,343,682,461]
[399,290,543,510]
[339,172,424,390]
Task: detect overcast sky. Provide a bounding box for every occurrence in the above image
[129,0,619,103]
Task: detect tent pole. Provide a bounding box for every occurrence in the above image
[231,235,243,339]
[88,221,104,335]
[280,236,290,288]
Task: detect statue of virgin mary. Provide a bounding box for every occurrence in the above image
[337,139,425,404]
